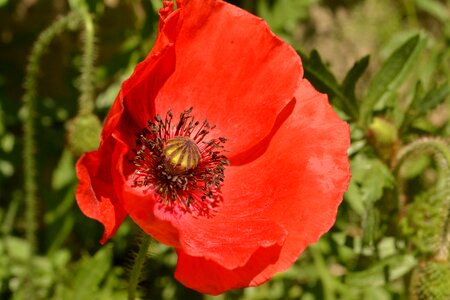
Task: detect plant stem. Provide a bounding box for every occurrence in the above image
[394,137,450,260]
[128,235,152,300]
[79,10,96,116]
[22,11,81,293]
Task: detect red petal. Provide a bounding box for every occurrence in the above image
[75,137,127,244]
[115,132,287,267]
[121,1,178,97]
[174,244,282,295]
[82,0,349,292]
[113,138,182,247]
[113,0,302,266]
[76,2,178,242]
[171,211,286,270]
[111,2,180,135]
[101,92,125,140]
[174,79,350,291]
[238,79,351,286]
[153,0,302,156]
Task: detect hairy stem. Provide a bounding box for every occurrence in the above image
[22,10,81,293]
[395,137,450,260]
[128,235,152,300]
[79,10,96,116]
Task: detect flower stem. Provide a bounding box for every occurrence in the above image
[128,235,152,300]
[394,137,450,260]
[22,11,81,294]
[79,9,96,116]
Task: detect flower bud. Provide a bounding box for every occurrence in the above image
[67,114,101,156]
[367,117,398,162]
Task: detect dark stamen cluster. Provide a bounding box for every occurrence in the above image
[130,108,229,215]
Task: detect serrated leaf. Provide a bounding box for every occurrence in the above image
[360,35,423,126]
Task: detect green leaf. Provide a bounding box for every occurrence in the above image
[345,255,417,287]
[362,207,380,246]
[360,35,423,127]
[410,83,450,115]
[414,0,449,22]
[302,50,340,93]
[257,0,313,34]
[46,172,77,256]
[150,0,163,10]
[345,155,395,216]
[301,50,358,119]
[402,82,450,132]
[51,149,76,190]
[1,193,20,235]
[70,246,113,300]
[398,80,424,131]
[399,154,430,179]
[342,55,370,108]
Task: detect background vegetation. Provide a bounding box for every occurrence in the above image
[1,0,449,299]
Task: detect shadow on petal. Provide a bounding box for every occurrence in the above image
[230,98,296,166]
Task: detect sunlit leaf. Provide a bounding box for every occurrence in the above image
[342,55,370,108]
[300,50,358,119]
[360,35,424,126]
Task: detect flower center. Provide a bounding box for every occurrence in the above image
[163,136,201,174]
[130,108,229,215]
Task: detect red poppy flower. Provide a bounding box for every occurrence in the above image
[75,0,351,295]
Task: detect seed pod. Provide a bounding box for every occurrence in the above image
[163,136,201,174]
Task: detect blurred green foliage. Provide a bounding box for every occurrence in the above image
[1,0,449,299]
